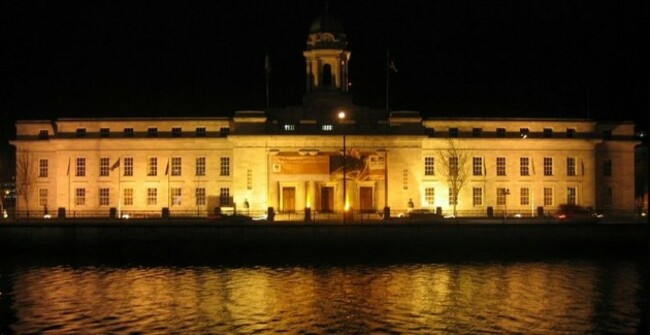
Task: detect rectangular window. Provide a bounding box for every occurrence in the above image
[196,127,206,137]
[322,124,333,131]
[220,157,230,176]
[124,128,134,137]
[124,157,133,176]
[99,188,109,206]
[148,157,158,176]
[424,157,435,176]
[403,169,409,190]
[100,128,110,138]
[472,128,482,137]
[448,189,457,206]
[100,157,110,176]
[543,128,552,138]
[520,187,530,206]
[543,157,553,176]
[496,128,506,138]
[473,157,483,176]
[147,128,158,137]
[567,157,576,176]
[567,187,577,205]
[520,157,530,176]
[39,188,48,207]
[171,127,182,137]
[196,157,206,176]
[449,156,459,176]
[196,188,206,206]
[39,159,48,177]
[75,188,86,206]
[544,187,553,206]
[124,188,133,206]
[496,157,506,176]
[220,127,230,136]
[219,187,231,206]
[566,128,575,138]
[496,188,507,206]
[247,169,253,190]
[147,188,157,206]
[284,124,295,131]
[76,128,86,138]
[39,130,49,139]
[425,187,435,205]
[171,188,182,206]
[171,157,182,176]
[76,157,86,177]
[473,187,483,206]
[603,160,612,177]
[449,127,458,137]
[520,128,529,138]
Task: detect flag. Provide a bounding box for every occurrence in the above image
[66,158,70,176]
[581,160,584,176]
[165,160,169,176]
[110,158,120,171]
[265,50,271,76]
[389,59,398,73]
[531,158,535,175]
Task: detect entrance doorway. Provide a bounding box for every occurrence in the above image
[359,187,373,213]
[320,187,334,212]
[282,187,296,212]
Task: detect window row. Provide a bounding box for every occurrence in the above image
[63,187,233,207]
[74,127,230,138]
[422,186,579,207]
[441,127,578,138]
[43,157,231,177]
[423,156,593,177]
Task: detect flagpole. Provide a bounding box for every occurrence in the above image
[386,49,390,111]
[117,157,121,217]
[265,48,270,110]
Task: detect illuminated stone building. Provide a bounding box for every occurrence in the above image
[11,15,639,218]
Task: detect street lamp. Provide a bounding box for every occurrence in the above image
[338,111,347,224]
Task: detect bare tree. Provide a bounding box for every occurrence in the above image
[437,139,471,216]
[16,151,38,218]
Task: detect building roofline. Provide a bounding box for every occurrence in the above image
[55,117,231,122]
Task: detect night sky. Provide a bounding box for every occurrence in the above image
[2,1,648,151]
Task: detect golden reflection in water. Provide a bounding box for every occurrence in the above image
[9,261,642,334]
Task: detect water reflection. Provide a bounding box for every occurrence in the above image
[6,261,645,334]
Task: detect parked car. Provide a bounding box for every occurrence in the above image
[405,208,444,222]
[553,204,602,223]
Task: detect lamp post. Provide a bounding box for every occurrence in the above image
[338,111,346,224]
[502,188,510,223]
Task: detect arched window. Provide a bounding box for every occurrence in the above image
[322,64,332,87]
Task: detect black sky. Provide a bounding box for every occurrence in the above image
[2,0,648,145]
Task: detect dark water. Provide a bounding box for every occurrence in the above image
[1,258,647,334]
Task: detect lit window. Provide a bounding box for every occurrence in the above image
[448,189,457,206]
[520,187,530,205]
[544,187,553,206]
[147,188,157,206]
[473,157,483,176]
[124,157,133,176]
[247,169,253,190]
[39,188,48,207]
[100,157,110,176]
[99,188,109,206]
[39,159,48,177]
[425,187,435,205]
[75,188,86,206]
[567,187,577,205]
[219,187,231,206]
[496,157,506,176]
[322,124,333,131]
[196,188,206,206]
[543,157,553,176]
[124,188,133,206]
[171,188,182,206]
[76,158,86,177]
[449,156,459,176]
[196,157,206,176]
[148,157,158,176]
[473,187,483,206]
[520,157,529,176]
[284,124,295,131]
[220,157,230,176]
[567,157,576,176]
[496,188,507,206]
[424,157,435,176]
[171,157,182,176]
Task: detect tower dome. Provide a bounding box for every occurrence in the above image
[306,14,347,50]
